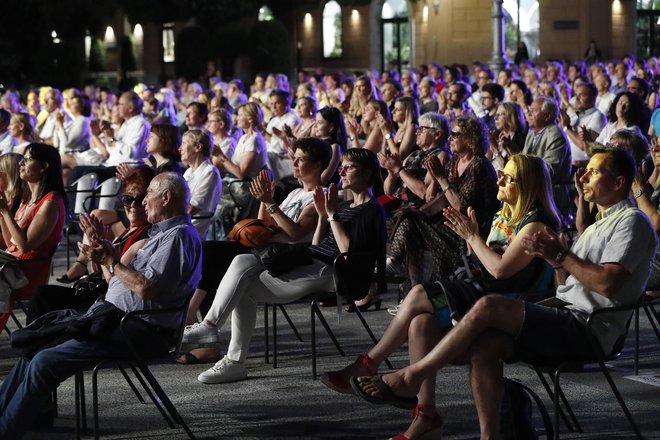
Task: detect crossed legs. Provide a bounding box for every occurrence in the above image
[354,294,524,439]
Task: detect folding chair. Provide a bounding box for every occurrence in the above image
[265,251,393,379]
[64,173,99,269]
[633,291,660,374]
[525,300,645,439]
[0,246,59,335]
[95,177,122,211]
[74,298,196,440]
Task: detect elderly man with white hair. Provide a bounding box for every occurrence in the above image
[0,172,202,440]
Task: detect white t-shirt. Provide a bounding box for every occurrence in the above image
[232,132,268,177]
[54,115,91,154]
[184,159,222,238]
[567,107,607,161]
[270,188,316,244]
[266,111,300,156]
[594,122,642,146]
[216,136,236,159]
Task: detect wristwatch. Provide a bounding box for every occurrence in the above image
[267,203,279,214]
[384,133,392,140]
[634,187,645,199]
[108,260,119,275]
[555,248,569,264]
[327,213,340,222]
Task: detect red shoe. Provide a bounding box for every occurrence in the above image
[320,354,378,394]
[390,404,443,440]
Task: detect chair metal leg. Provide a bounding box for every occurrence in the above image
[264,304,270,364]
[119,365,146,404]
[124,363,175,428]
[552,371,561,440]
[310,300,345,379]
[273,302,278,368]
[311,300,317,379]
[534,367,580,433]
[92,365,100,440]
[643,303,660,341]
[598,361,644,439]
[635,306,641,375]
[74,372,87,439]
[134,362,196,439]
[278,304,303,342]
[353,306,393,370]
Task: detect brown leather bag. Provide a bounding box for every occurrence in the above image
[228,218,280,248]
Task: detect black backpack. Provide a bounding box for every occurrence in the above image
[500,378,554,440]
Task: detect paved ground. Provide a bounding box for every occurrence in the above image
[1,243,660,439]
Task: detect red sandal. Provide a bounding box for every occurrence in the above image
[320,353,378,394]
[390,404,443,440]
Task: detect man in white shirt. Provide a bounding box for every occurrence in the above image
[468,68,494,118]
[350,147,657,439]
[37,89,69,144]
[559,82,607,167]
[102,91,151,166]
[265,90,300,182]
[70,91,150,184]
[594,73,616,115]
[180,129,222,239]
[0,109,13,154]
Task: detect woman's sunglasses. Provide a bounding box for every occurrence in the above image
[119,194,146,206]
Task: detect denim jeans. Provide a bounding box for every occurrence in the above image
[0,318,170,440]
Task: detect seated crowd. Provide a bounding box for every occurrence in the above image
[0,53,660,439]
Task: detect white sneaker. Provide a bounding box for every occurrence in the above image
[386,257,405,278]
[198,356,248,384]
[182,322,219,344]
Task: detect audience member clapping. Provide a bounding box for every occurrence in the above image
[180,128,222,239]
[322,155,560,440]
[0,144,67,332]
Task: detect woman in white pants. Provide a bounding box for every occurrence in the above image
[183,148,386,384]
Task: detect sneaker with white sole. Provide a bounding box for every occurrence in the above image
[198,356,248,384]
[182,322,219,344]
[386,257,406,279]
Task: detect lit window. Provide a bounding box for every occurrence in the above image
[162,23,175,63]
[258,5,274,21]
[502,0,539,61]
[323,1,342,58]
[382,0,407,18]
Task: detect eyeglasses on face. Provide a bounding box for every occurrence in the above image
[497,170,516,184]
[120,194,146,206]
[449,130,464,138]
[416,126,436,134]
[338,164,359,174]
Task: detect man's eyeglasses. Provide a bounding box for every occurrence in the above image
[416,126,436,134]
[497,170,516,184]
[120,194,146,206]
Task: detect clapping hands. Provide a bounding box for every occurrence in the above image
[444,206,479,241]
[249,169,276,205]
[313,184,338,219]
